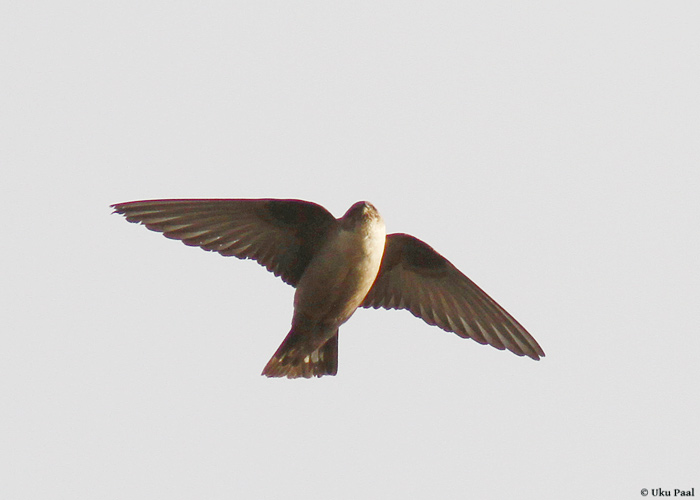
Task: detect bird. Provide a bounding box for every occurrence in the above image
[112,199,544,378]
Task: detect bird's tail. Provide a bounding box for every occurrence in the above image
[262,331,339,379]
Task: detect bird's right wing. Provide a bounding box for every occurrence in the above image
[112,199,337,287]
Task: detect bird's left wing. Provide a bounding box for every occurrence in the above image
[361,233,544,359]
[112,199,337,287]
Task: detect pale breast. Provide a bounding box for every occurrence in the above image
[294,221,386,323]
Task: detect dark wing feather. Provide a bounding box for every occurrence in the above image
[362,233,545,360]
[111,199,336,287]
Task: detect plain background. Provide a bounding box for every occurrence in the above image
[2,2,698,499]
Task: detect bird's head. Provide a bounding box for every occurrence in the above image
[340,201,384,232]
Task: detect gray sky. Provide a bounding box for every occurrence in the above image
[2,2,698,499]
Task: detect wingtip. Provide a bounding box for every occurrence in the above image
[523,346,545,361]
[110,202,126,215]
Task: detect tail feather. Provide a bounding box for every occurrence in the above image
[262,332,338,378]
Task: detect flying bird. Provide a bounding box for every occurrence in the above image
[112,199,544,378]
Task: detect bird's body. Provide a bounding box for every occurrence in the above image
[112,198,544,378]
[263,202,386,377]
[293,202,385,326]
